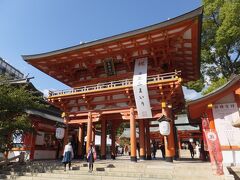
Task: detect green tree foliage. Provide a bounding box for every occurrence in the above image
[202,77,227,95]
[185,76,205,93]
[186,0,240,95]
[202,0,240,77]
[0,77,43,153]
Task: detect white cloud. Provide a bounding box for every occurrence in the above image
[183,86,202,100]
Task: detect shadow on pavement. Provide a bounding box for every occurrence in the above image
[227,167,240,180]
[176,158,209,163]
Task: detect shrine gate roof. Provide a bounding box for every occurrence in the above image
[22,7,202,88]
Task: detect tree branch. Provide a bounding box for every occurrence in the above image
[211,12,220,27]
[234,51,240,63]
[225,45,232,63]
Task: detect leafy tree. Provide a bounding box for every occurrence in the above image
[0,76,43,156]
[186,0,240,95]
[202,77,227,95]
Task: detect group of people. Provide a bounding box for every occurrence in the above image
[182,141,201,159]
[121,141,166,159]
[151,140,165,159]
[62,139,203,172]
[62,139,96,172]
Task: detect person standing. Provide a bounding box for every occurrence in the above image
[160,143,165,159]
[195,142,200,158]
[137,142,140,158]
[62,139,74,171]
[121,146,124,155]
[87,142,96,172]
[152,141,157,159]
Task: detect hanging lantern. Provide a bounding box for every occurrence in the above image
[159,121,170,136]
[55,127,65,139]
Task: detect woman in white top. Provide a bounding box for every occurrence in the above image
[195,142,200,158]
[87,142,96,172]
[62,139,74,171]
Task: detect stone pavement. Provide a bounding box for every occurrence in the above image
[0,149,227,180]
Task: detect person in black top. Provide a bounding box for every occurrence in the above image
[188,142,194,159]
[137,142,140,157]
[152,140,157,159]
[160,143,165,159]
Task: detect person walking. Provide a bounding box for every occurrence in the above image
[87,142,96,172]
[62,139,74,171]
[188,142,194,159]
[124,145,129,155]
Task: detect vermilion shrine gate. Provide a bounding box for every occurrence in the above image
[23,7,202,162]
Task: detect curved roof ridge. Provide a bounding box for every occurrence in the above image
[22,6,203,61]
[187,75,240,106]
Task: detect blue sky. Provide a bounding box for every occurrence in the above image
[0,0,201,99]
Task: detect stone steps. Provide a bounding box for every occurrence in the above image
[6,176,165,180]
[36,170,172,178]
[0,160,225,180]
[4,168,224,180]
[4,172,224,180]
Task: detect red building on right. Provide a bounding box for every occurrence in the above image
[187,75,240,166]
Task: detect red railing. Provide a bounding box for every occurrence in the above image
[49,71,181,97]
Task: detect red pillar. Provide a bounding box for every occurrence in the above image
[145,120,151,160]
[30,122,38,160]
[178,136,182,158]
[60,115,69,159]
[86,112,93,155]
[77,124,84,159]
[139,120,146,160]
[111,125,116,159]
[92,124,96,144]
[162,107,175,162]
[130,107,137,162]
[206,105,215,130]
[63,115,69,147]
[100,119,107,159]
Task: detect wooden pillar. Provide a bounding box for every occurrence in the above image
[61,114,69,158]
[92,124,96,144]
[78,124,84,159]
[130,107,137,162]
[139,120,146,160]
[100,119,107,159]
[178,136,182,158]
[86,112,92,155]
[30,122,38,160]
[206,104,215,129]
[162,106,175,162]
[111,125,116,159]
[145,120,151,160]
[235,88,240,107]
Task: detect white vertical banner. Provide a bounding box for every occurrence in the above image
[212,103,240,146]
[133,58,152,119]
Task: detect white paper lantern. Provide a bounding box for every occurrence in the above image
[55,128,65,139]
[159,121,170,136]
